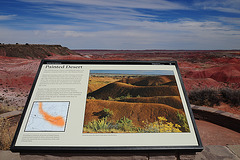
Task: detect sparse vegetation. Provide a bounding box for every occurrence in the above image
[108,93,132,101]
[188,88,240,107]
[84,117,111,133]
[92,108,113,119]
[108,96,114,101]
[188,88,220,107]
[177,112,190,132]
[141,116,182,133]
[103,108,113,118]
[115,116,137,132]
[83,116,139,133]
[0,105,14,114]
[83,109,185,133]
[0,118,15,150]
[220,88,240,107]
[87,96,96,100]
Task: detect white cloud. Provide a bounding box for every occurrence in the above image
[217,17,240,26]
[1,18,239,49]
[0,15,16,20]
[44,5,156,23]
[20,0,188,10]
[195,0,240,14]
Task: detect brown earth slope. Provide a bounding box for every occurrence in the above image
[87,77,120,93]
[119,75,176,86]
[88,82,180,100]
[119,96,183,109]
[84,99,184,127]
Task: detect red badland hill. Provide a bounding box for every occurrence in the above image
[182,78,220,91]
[185,64,240,83]
[0,44,78,108]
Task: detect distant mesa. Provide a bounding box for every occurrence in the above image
[0,44,75,59]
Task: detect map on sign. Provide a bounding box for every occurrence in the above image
[25,101,69,132]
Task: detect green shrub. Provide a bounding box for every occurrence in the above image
[84,109,138,133]
[115,116,137,132]
[220,88,240,107]
[83,116,138,133]
[188,88,220,107]
[177,112,190,132]
[125,93,132,99]
[87,96,95,100]
[188,88,239,107]
[108,94,133,101]
[84,109,114,133]
[108,96,114,101]
[103,108,113,118]
[92,108,113,119]
[84,118,111,132]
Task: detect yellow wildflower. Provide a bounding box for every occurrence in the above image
[157,116,167,121]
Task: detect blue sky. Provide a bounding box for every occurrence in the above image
[0,0,240,49]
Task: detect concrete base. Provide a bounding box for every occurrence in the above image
[0,150,20,160]
[1,145,240,160]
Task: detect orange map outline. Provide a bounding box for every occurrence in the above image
[38,102,65,127]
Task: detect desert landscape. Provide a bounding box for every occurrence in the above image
[1,45,239,115]
[83,71,189,133]
[0,44,240,148]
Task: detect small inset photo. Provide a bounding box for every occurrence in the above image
[25,101,70,132]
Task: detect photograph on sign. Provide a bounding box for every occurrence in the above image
[83,70,189,134]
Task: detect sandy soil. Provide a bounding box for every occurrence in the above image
[0,56,40,110]
[212,103,240,115]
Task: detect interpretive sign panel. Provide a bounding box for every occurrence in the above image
[11,60,202,152]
